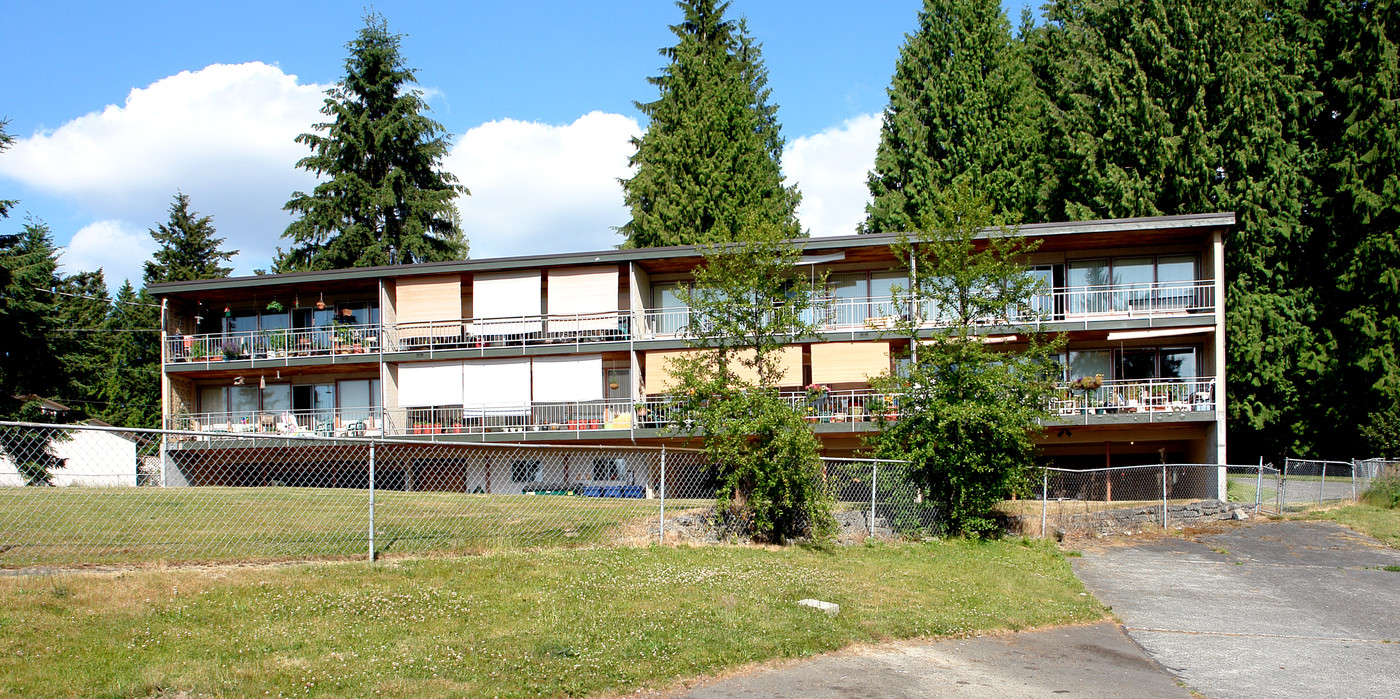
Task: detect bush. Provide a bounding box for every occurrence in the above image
[1361,475,1400,509]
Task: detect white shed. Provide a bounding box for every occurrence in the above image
[0,427,139,487]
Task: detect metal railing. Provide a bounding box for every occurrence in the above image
[169,408,387,438]
[386,311,633,353]
[167,324,382,365]
[1050,377,1216,418]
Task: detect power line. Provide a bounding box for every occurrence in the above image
[31,286,162,308]
[45,328,159,333]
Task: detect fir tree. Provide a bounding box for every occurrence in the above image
[144,193,236,285]
[0,119,15,221]
[281,12,467,270]
[51,269,111,411]
[97,282,160,429]
[620,0,800,247]
[0,220,63,418]
[863,0,1048,233]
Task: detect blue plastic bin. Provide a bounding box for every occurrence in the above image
[621,485,645,499]
[602,485,623,498]
[582,486,604,497]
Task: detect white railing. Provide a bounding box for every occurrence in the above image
[1050,377,1216,417]
[170,407,386,437]
[639,281,1217,339]
[388,400,638,436]
[167,324,382,365]
[386,311,632,353]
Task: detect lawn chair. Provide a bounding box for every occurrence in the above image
[276,412,313,437]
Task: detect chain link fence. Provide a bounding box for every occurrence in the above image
[0,422,923,568]
[1012,463,1277,539]
[1280,458,1399,511]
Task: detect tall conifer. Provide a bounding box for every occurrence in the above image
[144,193,236,285]
[863,0,1048,233]
[281,12,467,270]
[98,282,160,429]
[620,0,800,247]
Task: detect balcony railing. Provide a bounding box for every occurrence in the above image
[1050,377,1216,417]
[167,324,382,365]
[640,281,1216,339]
[169,407,385,437]
[384,311,632,353]
[168,378,1215,441]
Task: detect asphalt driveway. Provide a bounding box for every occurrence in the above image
[1072,520,1400,698]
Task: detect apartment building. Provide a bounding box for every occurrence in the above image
[150,212,1230,480]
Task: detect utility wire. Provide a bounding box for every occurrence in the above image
[32,286,162,308]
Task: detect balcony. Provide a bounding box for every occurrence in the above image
[167,324,381,366]
[641,280,1216,339]
[1049,377,1217,420]
[384,311,632,354]
[169,407,386,438]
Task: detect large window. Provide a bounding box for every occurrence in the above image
[1065,256,1199,315]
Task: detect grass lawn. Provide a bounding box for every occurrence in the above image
[0,487,711,567]
[0,540,1101,698]
[1312,504,1400,548]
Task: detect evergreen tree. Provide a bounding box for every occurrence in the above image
[620,0,800,247]
[97,282,160,429]
[862,0,1048,234]
[144,193,236,285]
[281,12,467,271]
[0,119,15,221]
[1030,0,1322,461]
[51,269,111,411]
[1303,0,1400,455]
[0,220,63,418]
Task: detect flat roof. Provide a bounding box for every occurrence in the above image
[148,211,1234,296]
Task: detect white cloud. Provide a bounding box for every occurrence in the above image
[63,220,157,288]
[445,112,640,258]
[0,62,328,275]
[784,113,882,238]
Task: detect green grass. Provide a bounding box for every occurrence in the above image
[1314,504,1400,549]
[0,487,711,567]
[0,540,1101,698]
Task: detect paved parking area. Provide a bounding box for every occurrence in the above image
[1072,520,1400,698]
[682,622,1187,698]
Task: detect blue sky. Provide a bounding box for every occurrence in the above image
[1,1,1039,288]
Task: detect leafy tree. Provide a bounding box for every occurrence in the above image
[97,282,161,429]
[144,193,236,285]
[666,219,831,541]
[620,0,800,247]
[281,12,467,271]
[863,0,1048,233]
[867,186,1062,535]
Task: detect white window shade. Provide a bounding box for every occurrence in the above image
[462,358,532,415]
[398,362,464,407]
[395,275,462,338]
[547,266,619,332]
[471,271,542,336]
[531,355,603,402]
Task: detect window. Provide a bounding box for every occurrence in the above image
[652,283,690,335]
[511,460,541,483]
[1065,256,1200,315]
[1067,350,1111,381]
[592,458,622,481]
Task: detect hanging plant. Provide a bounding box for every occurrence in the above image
[266,300,284,313]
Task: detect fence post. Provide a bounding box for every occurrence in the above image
[368,441,376,562]
[658,445,666,545]
[1162,464,1169,529]
[1351,459,1357,501]
[1319,461,1327,505]
[1256,456,1264,512]
[870,461,878,538]
[1041,472,1048,539]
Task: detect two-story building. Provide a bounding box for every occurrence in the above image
[150,212,1229,480]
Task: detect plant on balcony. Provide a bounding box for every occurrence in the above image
[262,330,290,358]
[1068,374,1104,393]
[219,339,244,360]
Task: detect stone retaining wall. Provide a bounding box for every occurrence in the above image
[1009,498,1255,539]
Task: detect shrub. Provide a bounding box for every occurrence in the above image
[1361,475,1400,509]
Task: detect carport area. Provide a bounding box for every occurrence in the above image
[1072,520,1400,698]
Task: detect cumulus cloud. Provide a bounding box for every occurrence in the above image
[784,113,882,238]
[63,220,157,288]
[0,62,327,273]
[445,112,640,259]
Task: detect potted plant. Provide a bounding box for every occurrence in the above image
[1068,373,1104,413]
[220,339,244,361]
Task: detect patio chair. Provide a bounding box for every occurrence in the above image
[276,412,314,437]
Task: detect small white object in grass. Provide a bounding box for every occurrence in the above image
[797,599,839,615]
